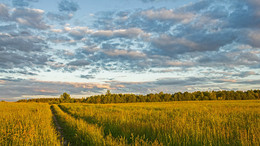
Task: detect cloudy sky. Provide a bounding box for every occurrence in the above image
[0,0,260,101]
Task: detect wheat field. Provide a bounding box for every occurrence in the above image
[59,100,260,145]
[1,100,259,145]
[0,102,60,145]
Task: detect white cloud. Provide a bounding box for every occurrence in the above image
[62,26,150,40]
[92,28,150,39]
[141,8,195,23]
[103,49,146,58]
[63,26,93,40]
[0,6,50,29]
[51,29,63,33]
[166,61,194,67]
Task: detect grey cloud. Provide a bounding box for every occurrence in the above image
[186,30,237,52]
[155,77,207,86]
[180,0,212,12]
[235,52,260,65]
[92,9,171,33]
[108,76,229,95]
[0,32,47,52]
[198,53,231,64]
[0,51,49,69]
[0,78,109,100]
[0,69,37,76]
[0,4,9,20]
[62,26,91,40]
[72,39,217,73]
[109,74,260,95]
[107,80,153,94]
[150,30,237,57]
[149,68,184,73]
[0,31,51,70]
[67,60,90,66]
[237,79,260,85]
[47,12,73,22]
[198,51,260,67]
[48,36,73,44]
[204,5,229,19]
[68,32,86,40]
[189,0,259,31]
[17,70,37,75]
[226,0,260,29]
[58,0,79,12]
[245,30,260,48]
[0,77,23,82]
[66,0,260,74]
[12,0,39,7]
[85,46,150,72]
[151,35,196,56]
[91,57,149,73]
[48,62,66,70]
[92,28,150,40]
[4,0,258,77]
[0,24,17,31]
[92,11,116,30]
[1,0,260,99]
[0,4,49,30]
[80,74,95,79]
[128,15,173,33]
[233,71,257,78]
[228,9,256,28]
[12,8,49,30]
[79,45,100,54]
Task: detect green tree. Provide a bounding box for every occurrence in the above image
[60,92,71,101]
[106,90,111,96]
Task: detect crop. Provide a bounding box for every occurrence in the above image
[59,100,260,145]
[52,104,126,145]
[0,102,60,146]
[1,100,259,145]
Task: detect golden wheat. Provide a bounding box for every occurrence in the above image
[1,100,259,145]
[0,102,60,146]
[59,100,260,145]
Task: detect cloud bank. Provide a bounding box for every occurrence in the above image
[0,0,260,100]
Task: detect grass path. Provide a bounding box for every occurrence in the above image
[51,106,68,146]
[51,104,125,146]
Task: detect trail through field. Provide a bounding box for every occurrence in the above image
[51,106,68,146]
[58,101,260,145]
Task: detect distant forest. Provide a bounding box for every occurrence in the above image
[17,90,260,104]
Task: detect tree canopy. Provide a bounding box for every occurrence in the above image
[17,90,260,104]
[60,92,71,100]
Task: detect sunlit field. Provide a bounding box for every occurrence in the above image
[58,100,260,145]
[1,100,259,145]
[0,102,60,145]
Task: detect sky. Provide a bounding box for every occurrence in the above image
[0,0,260,101]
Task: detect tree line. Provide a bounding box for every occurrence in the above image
[17,90,260,104]
[17,92,84,104]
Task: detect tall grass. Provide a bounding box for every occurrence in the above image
[60,100,260,145]
[51,104,126,146]
[1,101,259,145]
[0,102,60,146]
